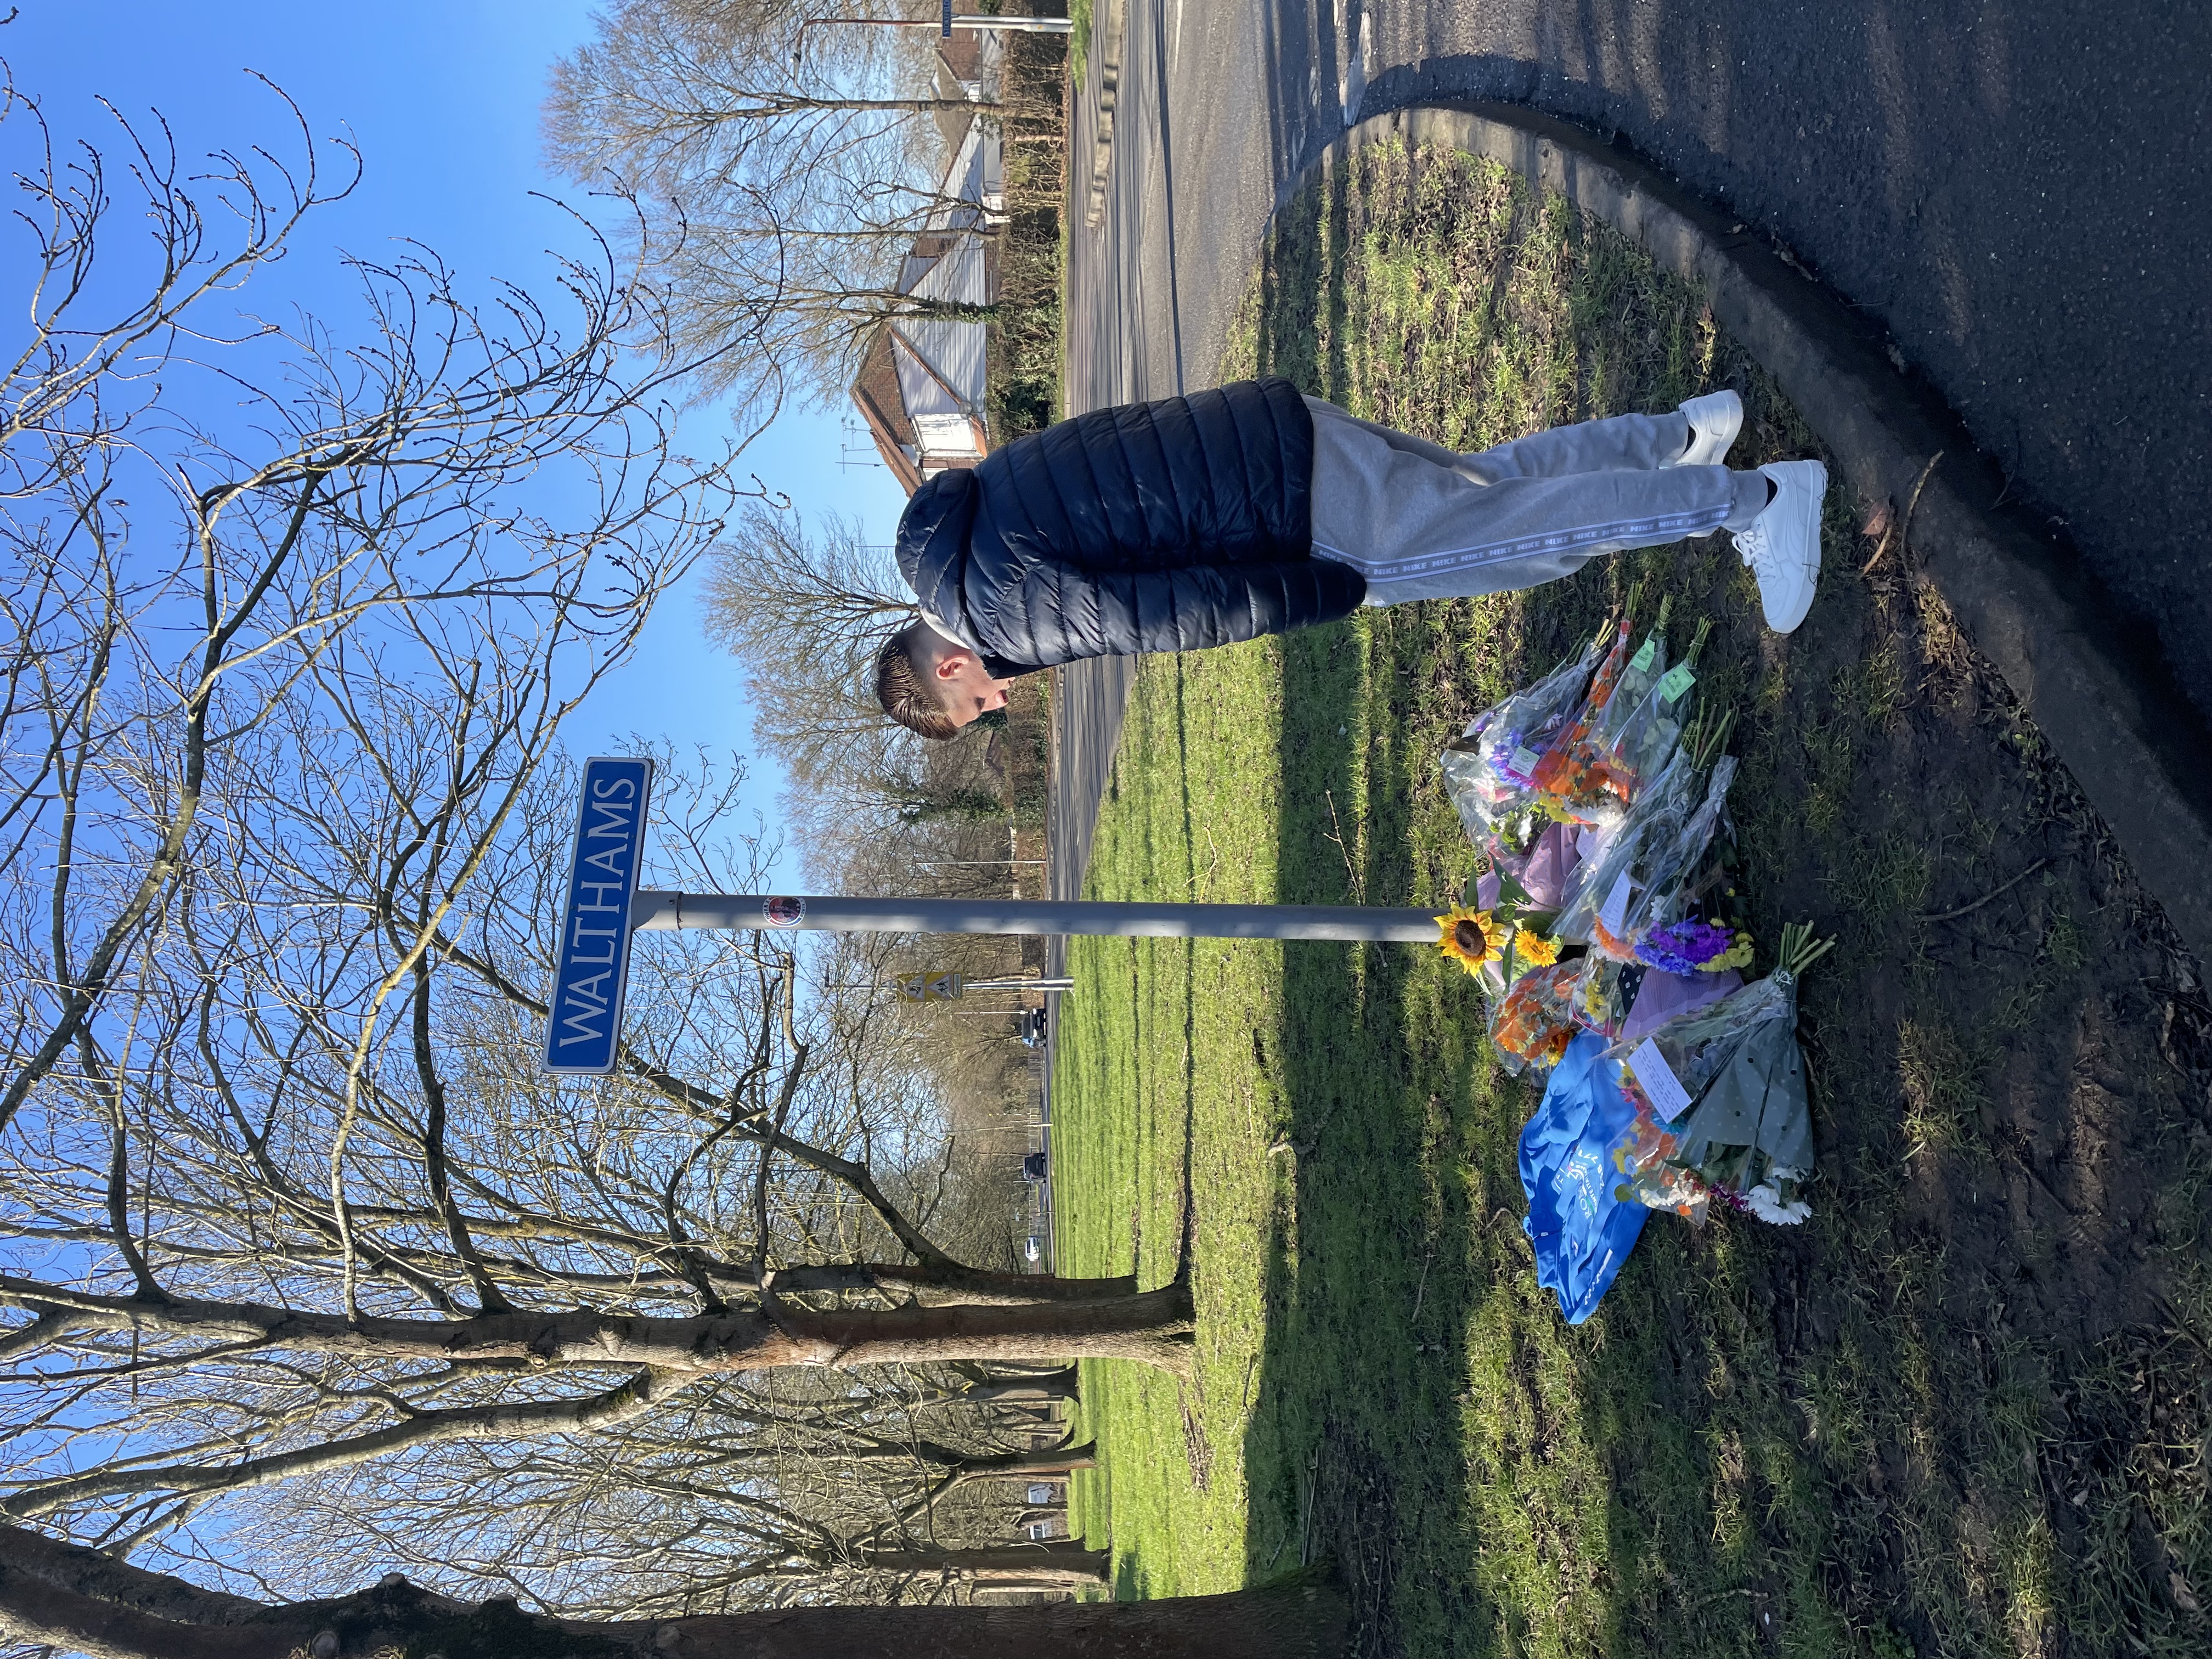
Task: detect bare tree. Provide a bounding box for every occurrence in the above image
[0,1523,1353,1659]
[543,0,1037,413]
[0,62,1186,1630]
[698,500,917,771]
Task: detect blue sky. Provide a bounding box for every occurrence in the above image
[1,0,915,833]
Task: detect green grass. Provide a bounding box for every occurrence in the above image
[1053,141,2212,1659]
[1068,0,1093,89]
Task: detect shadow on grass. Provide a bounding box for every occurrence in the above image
[1217,140,2212,1659]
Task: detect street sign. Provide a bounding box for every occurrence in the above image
[541,756,654,1075]
[897,969,962,1002]
[941,0,953,37]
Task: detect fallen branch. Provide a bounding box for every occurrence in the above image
[1860,450,1945,575]
[1918,857,2048,924]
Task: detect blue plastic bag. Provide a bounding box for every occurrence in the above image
[1520,1030,1650,1323]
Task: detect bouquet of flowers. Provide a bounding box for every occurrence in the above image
[1553,699,1738,953]
[1635,918,1751,975]
[1549,746,1701,953]
[1613,737,1739,945]
[1588,616,1714,825]
[1609,1079,1713,1220]
[1565,952,1634,1040]
[1527,612,1640,826]
[1487,959,1582,1076]
[1439,631,1605,848]
[1590,597,1672,751]
[1602,923,1833,1224]
[1434,900,1562,1001]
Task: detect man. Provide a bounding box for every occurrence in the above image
[877,377,1822,738]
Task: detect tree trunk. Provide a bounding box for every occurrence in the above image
[768,1261,1140,1306]
[853,1544,1107,1585]
[841,1263,1139,1305]
[0,1527,1352,1659]
[963,1363,1078,1403]
[0,1273,1196,1377]
[944,1441,1097,1485]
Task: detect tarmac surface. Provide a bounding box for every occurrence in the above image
[1060,0,2212,760]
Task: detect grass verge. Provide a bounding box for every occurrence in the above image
[1054,140,2212,1659]
[1069,0,1093,89]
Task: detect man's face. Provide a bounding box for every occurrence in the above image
[933,648,1012,729]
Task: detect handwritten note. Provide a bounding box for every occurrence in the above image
[1598,871,1635,935]
[1628,1039,1693,1120]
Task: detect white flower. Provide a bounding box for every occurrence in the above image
[1745,1180,1811,1226]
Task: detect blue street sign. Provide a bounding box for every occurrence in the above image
[542,755,654,1075]
[942,0,953,36]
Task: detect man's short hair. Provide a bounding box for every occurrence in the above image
[875,625,960,741]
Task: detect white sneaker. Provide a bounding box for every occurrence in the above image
[1734,459,1826,633]
[1672,390,1742,467]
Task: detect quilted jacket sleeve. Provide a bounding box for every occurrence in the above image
[985,544,1368,668]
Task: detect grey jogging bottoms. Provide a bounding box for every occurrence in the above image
[1303,396,1769,605]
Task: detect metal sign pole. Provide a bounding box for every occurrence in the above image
[539,763,1442,1073]
[631,891,1440,943]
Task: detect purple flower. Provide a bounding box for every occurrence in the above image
[1635,918,1734,976]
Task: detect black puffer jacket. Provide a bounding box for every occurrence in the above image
[895,378,1365,674]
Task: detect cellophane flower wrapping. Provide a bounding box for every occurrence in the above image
[1597,658,1698,807]
[1550,748,1700,949]
[1589,626,1668,757]
[1488,960,1582,1076]
[1600,971,1816,1224]
[1439,635,1602,849]
[1565,952,1627,1038]
[1527,617,1639,826]
[1610,1089,1712,1220]
[1617,757,1738,944]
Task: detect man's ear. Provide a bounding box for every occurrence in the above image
[932,648,970,681]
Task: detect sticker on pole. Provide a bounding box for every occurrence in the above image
[542,756,654,1075]
[761,896,806,927]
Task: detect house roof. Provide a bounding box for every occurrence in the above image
[930,31,1001,150]
[849,329,923,493]
[845,115,1005,495]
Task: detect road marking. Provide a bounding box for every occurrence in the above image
[1173,0,1184,61]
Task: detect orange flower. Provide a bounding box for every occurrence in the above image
[1434,905,1505,975]
[1592,917,1639,962]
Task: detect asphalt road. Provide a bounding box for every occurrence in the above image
[1062,0,2212,751]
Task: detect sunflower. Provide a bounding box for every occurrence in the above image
[1513,928,1561,968]
[1434,905,1505,975]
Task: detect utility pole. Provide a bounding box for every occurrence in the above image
[793,10,1076,65]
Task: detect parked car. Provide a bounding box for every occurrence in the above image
[1020,1150,1048,1182]
[1023,1235,1042,1263]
